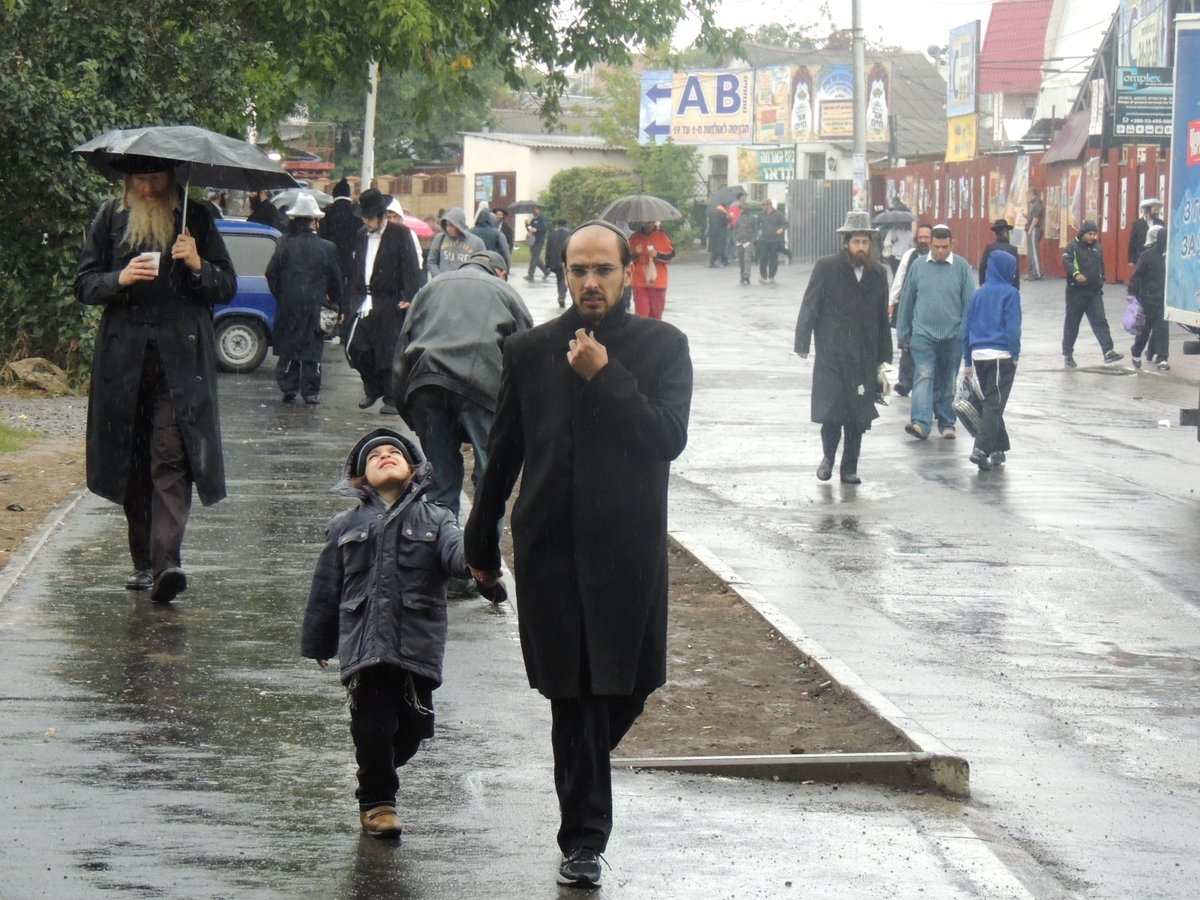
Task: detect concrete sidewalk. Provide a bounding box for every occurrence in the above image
[0,328,1049,898]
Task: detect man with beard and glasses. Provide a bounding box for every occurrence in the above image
[464,221,692,890]
[794,210,892,484]
[74,157,237,603]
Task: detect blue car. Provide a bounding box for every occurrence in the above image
[213,219,281,373]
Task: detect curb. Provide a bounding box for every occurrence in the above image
[0,487,89,605]
[615,530,971,798]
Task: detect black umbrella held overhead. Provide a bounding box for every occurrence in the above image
[708,184,746,212]
[600,194,682,224]
[73,125,299,231]
[506,200,541,214]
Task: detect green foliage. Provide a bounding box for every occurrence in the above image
[539,165,636,227]
[0,421,38,454]
[1,0,728,373]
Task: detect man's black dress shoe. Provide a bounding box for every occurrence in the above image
[125,569,153,591]
[816,457,833,481]
[151,567,188,603]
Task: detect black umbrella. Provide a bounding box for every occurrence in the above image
[506,200,541,214]
[73,125,299,230]
[600,194,682,223]
[708,184,746,212]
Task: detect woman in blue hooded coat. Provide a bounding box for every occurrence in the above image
[962,251,1022,471]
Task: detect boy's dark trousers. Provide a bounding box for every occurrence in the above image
[123,343,192,576]
[550,691,646,854]
[349,665,435,809]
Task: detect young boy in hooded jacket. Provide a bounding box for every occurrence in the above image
[300,427,501,839]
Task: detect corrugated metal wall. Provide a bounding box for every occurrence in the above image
[786,180,854,263]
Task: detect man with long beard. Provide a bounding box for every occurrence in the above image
[794,210,892,483]
[464,221,692,889]
[75,157,236,602]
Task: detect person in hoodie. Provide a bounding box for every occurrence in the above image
[1129,224,1167,371]
[1061,220,1122,367]
[962,252,1022,471]
[470,206,511,270]
[392,250,532,527]
[301,428,501,840]
[426,207,485,278]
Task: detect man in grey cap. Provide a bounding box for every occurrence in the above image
[1061,219,1122,367]
[794,210,892,483]
[392,250,532,592]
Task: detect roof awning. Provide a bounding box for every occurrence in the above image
[1041,110,1091,165]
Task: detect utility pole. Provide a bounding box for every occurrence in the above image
[851,0,869,211]
[361,61,379,189]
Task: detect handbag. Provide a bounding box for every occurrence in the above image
[953,375,984,437]
[1122,295,1145,335]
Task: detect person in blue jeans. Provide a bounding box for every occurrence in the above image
[896,224,975,440]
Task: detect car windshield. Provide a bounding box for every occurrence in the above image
[224,233,275,278]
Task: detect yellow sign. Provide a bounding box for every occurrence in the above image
[946,114,977,162]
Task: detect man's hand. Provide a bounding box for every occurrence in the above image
[118,253,160,287]
[172,228,202,273]
[316,659,329,669]
[469,566,500,586]
[567,328,608,380]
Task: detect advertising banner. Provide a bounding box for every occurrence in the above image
[946,115,977,162]
[670,70,753,144]
[947,21,980,118]
[1113,67,1173,139]
[737,147,796,182]
[753,66,794,143]
[1166,17,1200,327]
[638,70,673,145]
[1119,0,1171,67]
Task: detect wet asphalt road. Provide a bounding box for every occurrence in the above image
[2,254,1198,897]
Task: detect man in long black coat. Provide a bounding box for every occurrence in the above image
[265,193,343,403]
[75,159,237,602]
[978,218,1020,288]
[320,178,360,298]
[794,210,892,484]
[464,221,692,890]
[345,188,421,413]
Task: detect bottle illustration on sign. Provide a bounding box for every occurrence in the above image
[791,67,814,140]
[867,64,889,139]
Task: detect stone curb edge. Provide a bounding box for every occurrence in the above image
[0,487,89,605]
[616,530,971,798]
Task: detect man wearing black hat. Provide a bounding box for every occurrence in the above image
[979,219,1020,288]
[75,158,237,603]
[1061,220,1122,367]
[345,188,422,412]
[321,178,361,300]
[794,210,893,483]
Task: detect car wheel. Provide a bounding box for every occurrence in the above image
[214,318,268,373]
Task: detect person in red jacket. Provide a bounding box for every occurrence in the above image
[628,221,676,319]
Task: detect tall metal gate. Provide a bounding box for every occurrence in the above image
[786,179,854,263]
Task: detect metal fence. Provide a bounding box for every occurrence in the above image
[786,180,854,263]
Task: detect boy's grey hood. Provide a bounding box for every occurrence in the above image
[332,427,432,501]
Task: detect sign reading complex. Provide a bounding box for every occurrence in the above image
[639,65,891,147]
[1113,66,1173,139]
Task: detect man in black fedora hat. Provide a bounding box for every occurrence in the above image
[979,218,1020,288]
[345,188,421,413]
